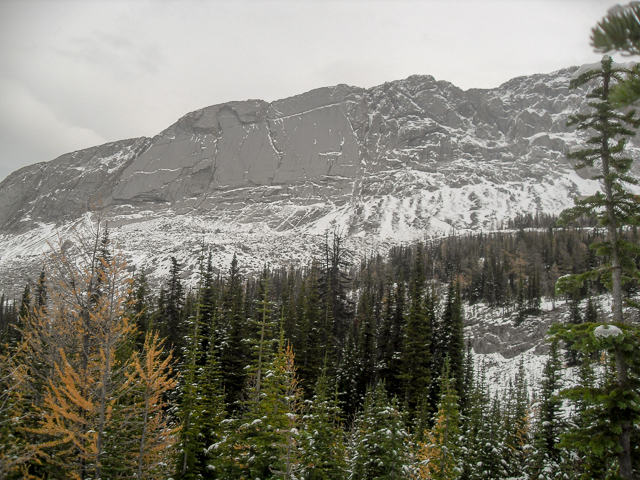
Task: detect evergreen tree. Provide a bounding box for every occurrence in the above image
[280,267,300,351]
[436,280,465,401]
[377,280,406,399]
[298,262,324,393]
[413,356,462,480]
[218,253,248,408]
[592,2,640,107]
[234,333,303,480]
[14,283,30,345]
[585,295,600,323]
[399,243,432,418]
[552,321,640,479]
[348,382,410,480]
[459,360,509,480]
[503,359,532,479]
[34,267,47,311]
[354,276,378,402]
[477,397,509,480]
[164,256,186,358]
[197,311,227,479]
[558,55,640,323]
[299,367,348,480]
[0,300,18,351]
[560,277,584,367]
[529,339,566,480]
[319,230,353,362]
[526,267,542,314]
[459,362,489,480]
[248,269,277,402]
[460,339,474,416]
[336,317,363,418]
[174,294,204,479]
[557,55,640,479]
[173,253,226,479]
[199,251,218,358]
[128,270,153,351]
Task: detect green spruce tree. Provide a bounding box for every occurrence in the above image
[399,243,432,418]
[218,253,248,408]
[377,280,406,399]
[529,339,566,480]
[436,280,465,401]
[592,2,640,107]
[551,320,640,479]
[348,381,410,480]
[299,366,347,480]
[503,359,532,479]
[557,55,640,479]
[413,356,462,480]
[234,329,304,480]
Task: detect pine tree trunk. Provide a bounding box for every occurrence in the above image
[602,71,633,480]
[602,155,632,479]
[603,174,623,323]
[601,70,624,324]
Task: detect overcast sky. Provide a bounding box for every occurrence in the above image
[0,0,625,182]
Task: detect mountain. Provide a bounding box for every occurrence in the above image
[1,67,637,295]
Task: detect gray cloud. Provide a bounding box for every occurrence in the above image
[0,75,106,179]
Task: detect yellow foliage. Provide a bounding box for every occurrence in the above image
[412,430,441,479]
[11,222,177,479]
[411,408,460,480]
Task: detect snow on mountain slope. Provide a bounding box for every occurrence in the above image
[1,66,637,381]
[3,65,639,389]
[0,67,633,282]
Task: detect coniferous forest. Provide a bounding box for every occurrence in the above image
[0,220,639,479]
[2,7,640,480]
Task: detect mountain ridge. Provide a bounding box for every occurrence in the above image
[0,67,592,231]
[2,66,637,297]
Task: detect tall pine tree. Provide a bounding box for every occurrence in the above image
[557,55,640,479]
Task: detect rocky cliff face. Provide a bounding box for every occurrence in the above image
[4,67,633,239]
[0,138,151,231]
[1,67,637,293]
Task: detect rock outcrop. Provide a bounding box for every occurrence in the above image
[2,67,639,301]
[0,138,151,231]
[3,67,635,238]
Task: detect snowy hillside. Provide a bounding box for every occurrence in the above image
[2,67,635,293]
